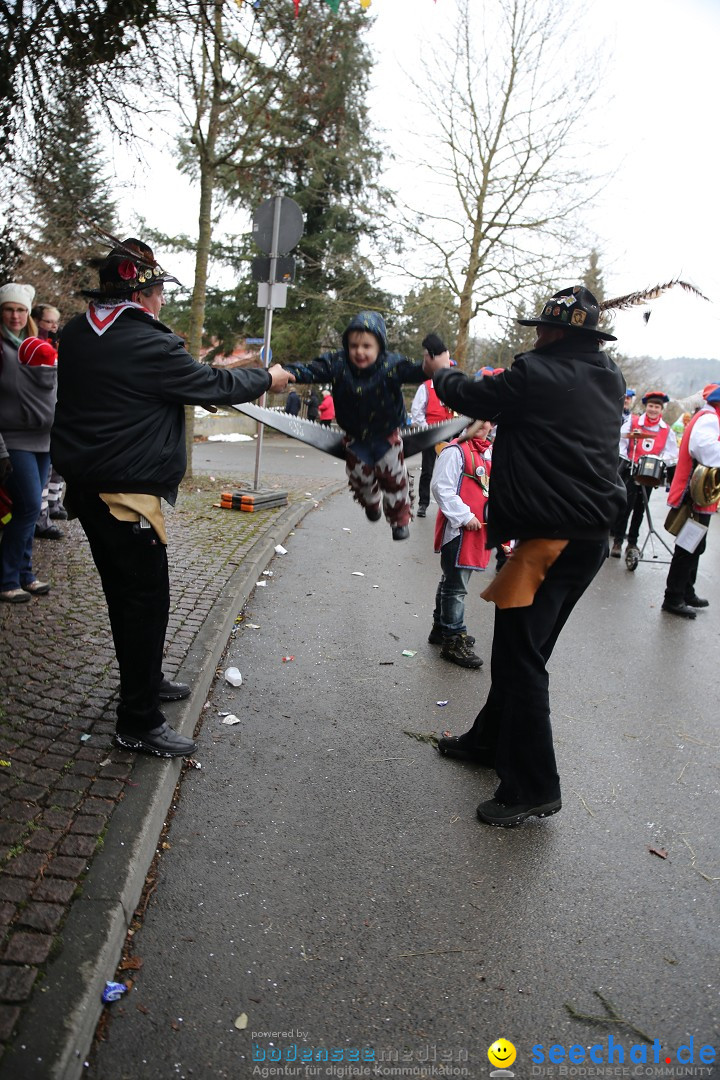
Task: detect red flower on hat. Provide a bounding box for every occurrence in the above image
[117,259,138,281]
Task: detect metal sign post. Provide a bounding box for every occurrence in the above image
[250,195,303,490]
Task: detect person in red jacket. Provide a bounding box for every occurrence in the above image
[428,420,492,668]
[317,389,335,426]
[410,334,455,517]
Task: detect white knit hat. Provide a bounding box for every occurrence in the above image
[0,283,36,310]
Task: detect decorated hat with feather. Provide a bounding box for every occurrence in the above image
[519,280,709,342]
[82,228,182,300]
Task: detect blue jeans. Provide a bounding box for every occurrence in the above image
[433,534,473,636]
[0,449,50,591]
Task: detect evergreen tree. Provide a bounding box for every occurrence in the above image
[20,83,117,317]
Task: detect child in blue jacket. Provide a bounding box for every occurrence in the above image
[283,311,450,540]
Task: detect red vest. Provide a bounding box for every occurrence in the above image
[667,406,720,513]
[434,439,491,569]
[626,414,670,462]
[424,380,454,424]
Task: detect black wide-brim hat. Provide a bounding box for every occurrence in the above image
[518,285,617,341]
[82,237,182,300]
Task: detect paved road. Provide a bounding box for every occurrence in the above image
[87,488,720,1080]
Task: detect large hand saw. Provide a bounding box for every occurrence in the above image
[229,403,470,460]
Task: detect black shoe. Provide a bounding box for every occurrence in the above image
[610,541,622,558]
[392,525,410,540]
[476,796,561,827]
[50,506,68,520]
[437,734,494,765]
[416,505,427,518]
[365,505,382,522]
[158,678,191,701]
[685,594,709,608]
[661,601,697,619]
[35,524,64,540]
[440,633,483,668]
[114,721,197,758]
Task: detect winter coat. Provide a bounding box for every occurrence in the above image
[433,336,626,547]
[52,305,271,503]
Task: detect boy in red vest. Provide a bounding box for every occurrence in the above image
[662,383,720,617]
[410,334,455,517]
[611,389,678,559]
[428,420,492,668]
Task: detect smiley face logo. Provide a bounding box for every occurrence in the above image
[488,1039,516,1069]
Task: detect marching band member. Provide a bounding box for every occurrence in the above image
[662,384,720,618]
[610,390,678,560]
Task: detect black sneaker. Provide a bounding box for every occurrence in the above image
[416,505,428,518]
[392,525,410,540]
[114,722,197,758]
[440,633,483,668]
[35,524,64,540]
[158,678,191,701]
[437,734,494,765]
[661,601,697,619]
[476,796,561,827]
[365,505,382,522]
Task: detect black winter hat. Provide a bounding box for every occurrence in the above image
[421,333,447,356]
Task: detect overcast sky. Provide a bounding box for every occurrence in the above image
[118,0,719,362]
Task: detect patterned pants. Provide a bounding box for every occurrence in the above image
[345,432,412,527]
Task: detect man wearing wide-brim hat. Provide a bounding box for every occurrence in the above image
[52,237,295,758]
[430,285,626,827]
[662,382,720,618]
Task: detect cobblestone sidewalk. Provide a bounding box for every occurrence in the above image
[0,473,335,1065]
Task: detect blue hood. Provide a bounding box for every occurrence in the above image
[341,311,388,357]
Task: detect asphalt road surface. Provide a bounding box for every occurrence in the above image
[89,481,720,1080]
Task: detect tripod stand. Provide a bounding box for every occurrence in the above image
[625,481,674,571]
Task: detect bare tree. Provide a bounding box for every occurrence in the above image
[393,0,605,365]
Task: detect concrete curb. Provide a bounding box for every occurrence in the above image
[2,491,342,1080]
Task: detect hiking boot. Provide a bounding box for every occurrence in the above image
[610,540,622,558]
[440,633,483,669]
[437,733,493,765]
[35,524,64,540]
[476,796,561,827]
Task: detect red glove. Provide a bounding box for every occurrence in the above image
[18,337,57,367]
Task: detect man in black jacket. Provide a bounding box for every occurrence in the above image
[52,238,294,758]
[433,286,625,827]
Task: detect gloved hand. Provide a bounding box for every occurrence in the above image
[18,337,58,367]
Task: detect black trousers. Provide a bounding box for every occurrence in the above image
[664,513,710,605]
[614,462,647,545]
[73,492,169,731]
[466,539,608,804]
[417,446,436,509]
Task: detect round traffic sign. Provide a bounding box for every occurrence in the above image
[252,196,304,255]
[260,345,272,364]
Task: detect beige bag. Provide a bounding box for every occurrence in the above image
[664,504,691,536]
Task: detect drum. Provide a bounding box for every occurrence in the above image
[633,455,666,487]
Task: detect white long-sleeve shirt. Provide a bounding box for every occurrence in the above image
[410,382,428,424]
[431,442,491,546]
[688,408,720,467]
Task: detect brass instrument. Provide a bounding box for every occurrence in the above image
[689,465,720,506]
